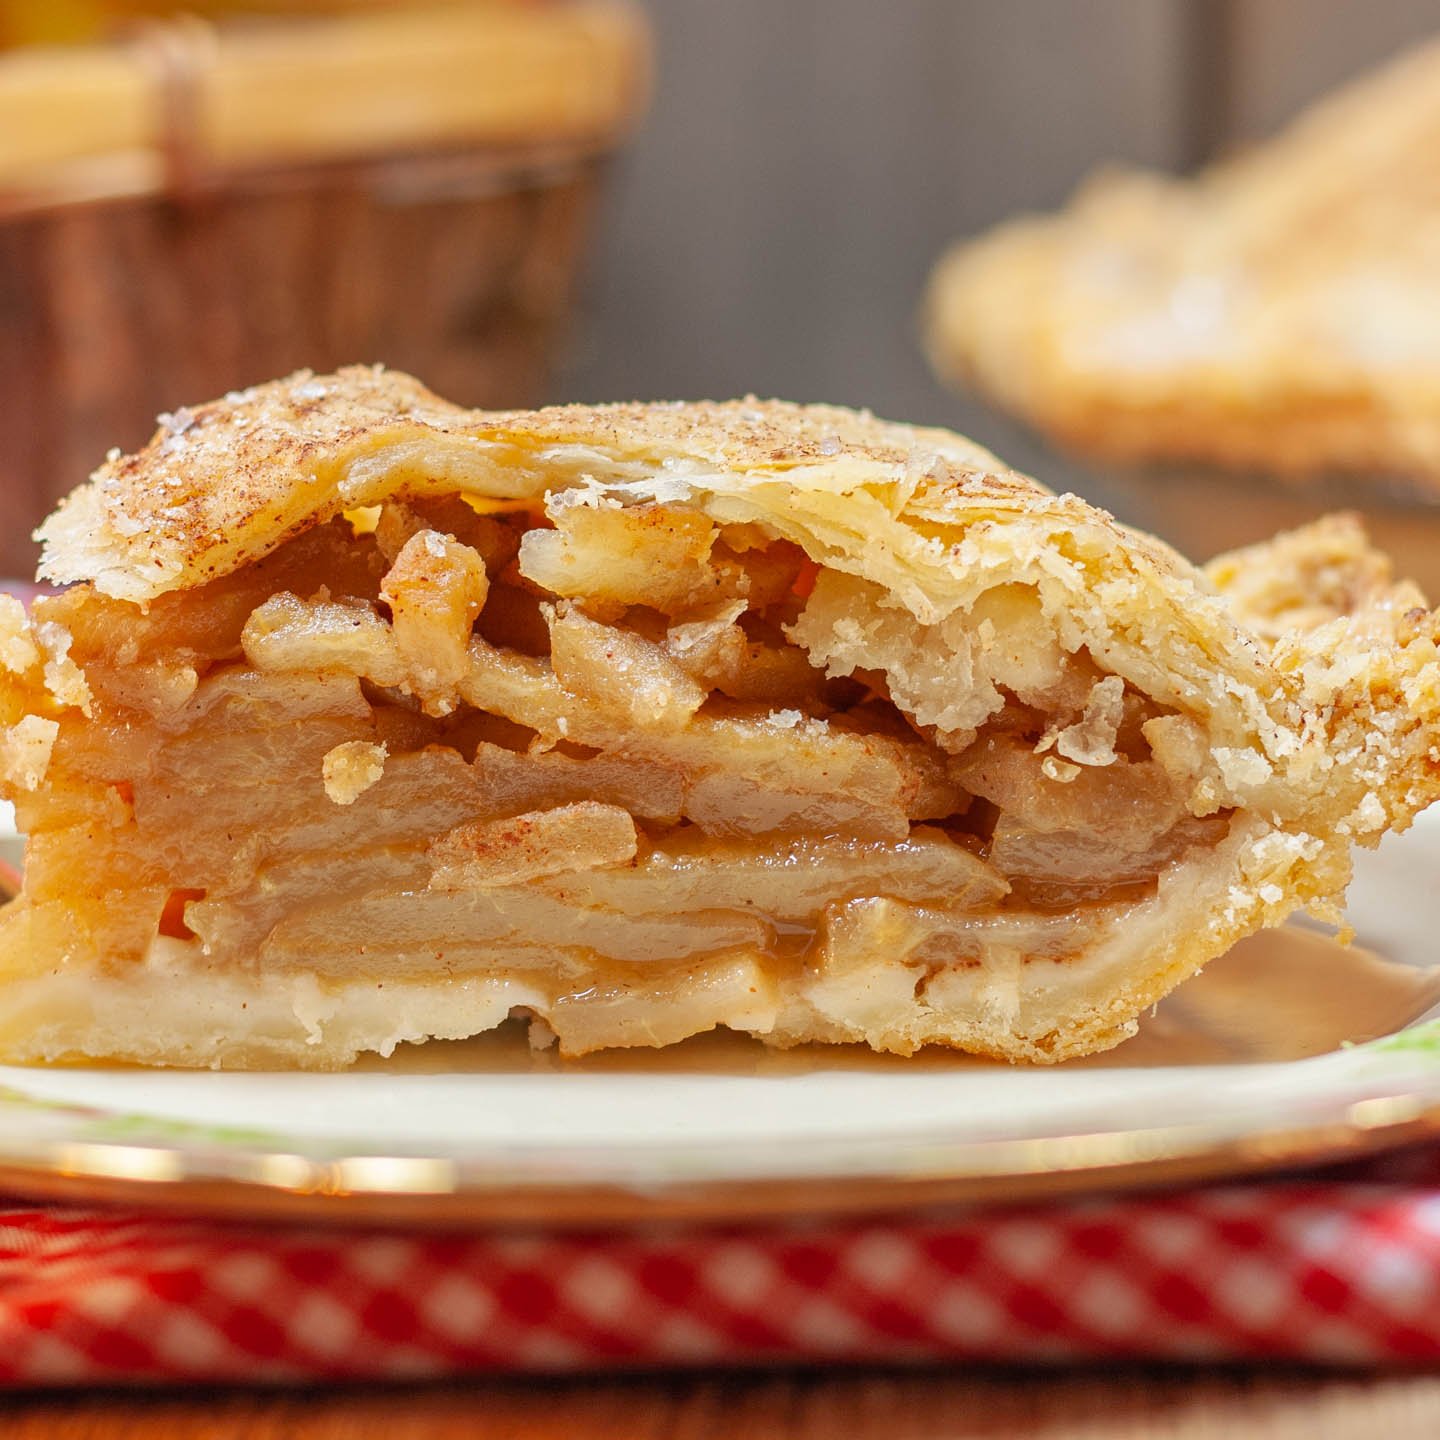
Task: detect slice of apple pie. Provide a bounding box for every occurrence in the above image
[1,367,1437,1068]
[925,36,1440,483]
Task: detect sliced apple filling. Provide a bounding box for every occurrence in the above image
[1,372,1437,1069]
[0,488,1248,1067]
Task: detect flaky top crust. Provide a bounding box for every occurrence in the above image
[40,364,1170,602]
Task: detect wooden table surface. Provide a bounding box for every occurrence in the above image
[7,1368,1440,1438]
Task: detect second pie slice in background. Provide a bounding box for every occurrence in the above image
[924,35,1440,486]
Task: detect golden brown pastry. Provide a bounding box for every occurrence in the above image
[1,367,1437,1069]
[926,38,1440,482]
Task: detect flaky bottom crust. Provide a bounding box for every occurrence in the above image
[0,819,1342,1068]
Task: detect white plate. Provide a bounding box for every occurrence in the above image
[1,814,1439,1227]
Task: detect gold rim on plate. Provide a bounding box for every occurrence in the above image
[0,1079,1435,1229]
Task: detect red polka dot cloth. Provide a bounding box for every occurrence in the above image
[4,1147,1440,1386]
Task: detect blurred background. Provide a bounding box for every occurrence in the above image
[1,0,1438,574]
[569,0,1440,460]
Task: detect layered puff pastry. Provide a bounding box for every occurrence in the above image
[1,366,1438,1070]
[927,37,1440,483]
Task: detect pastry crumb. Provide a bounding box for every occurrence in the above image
[322,740,387,805]
[0,715,59,792]
[526,1014,559,1051]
